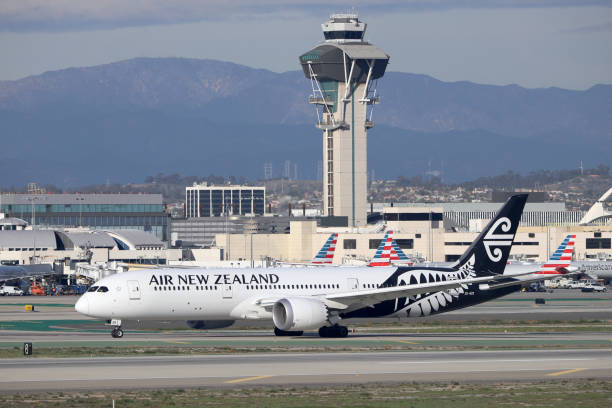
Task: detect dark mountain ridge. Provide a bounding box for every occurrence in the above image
[0,57,610,187]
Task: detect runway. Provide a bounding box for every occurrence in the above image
[1,289,611,327]
[0,349,610,392]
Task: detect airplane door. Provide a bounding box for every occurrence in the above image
[222,285,233,299]
[127,280,141,300]
[347,278,359,291]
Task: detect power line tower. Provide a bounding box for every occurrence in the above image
[264,162,273,180]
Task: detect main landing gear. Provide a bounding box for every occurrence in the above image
[318,325,348,338]
[274,327,304,337]
[107,319,124,338]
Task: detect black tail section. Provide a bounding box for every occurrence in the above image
[453,194,528,276]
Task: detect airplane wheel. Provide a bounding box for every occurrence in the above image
[274,327,303,336]
[319,325,348,338]
[111,328,124,338]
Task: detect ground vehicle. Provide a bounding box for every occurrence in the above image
[525,282,548,292]
[568,280,586,289]
[30,282,45,296]
[0,286,24,296]
[581,284,608,293]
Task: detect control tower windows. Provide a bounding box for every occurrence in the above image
[324,31,364,40]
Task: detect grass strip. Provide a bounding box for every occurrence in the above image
[2,340,612,358]
[2,380,611,407]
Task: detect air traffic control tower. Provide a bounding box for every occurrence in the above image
[299,14,389,227]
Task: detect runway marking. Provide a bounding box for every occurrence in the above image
[382,358,592,365]
[224,375,273,384]
[395,340,419,345]
[547,368,587,377]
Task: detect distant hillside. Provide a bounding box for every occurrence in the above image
[0,57,610,187]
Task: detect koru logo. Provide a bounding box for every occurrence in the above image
[483,217,514,262]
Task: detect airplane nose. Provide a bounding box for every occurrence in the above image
[75,297,89,315]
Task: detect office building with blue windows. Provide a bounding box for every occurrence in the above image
[185,184,265,218]
[0,193,168,241]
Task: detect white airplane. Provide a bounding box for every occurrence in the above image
[75,194,571,338]
[573,260,612,282]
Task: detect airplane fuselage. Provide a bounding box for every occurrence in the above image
[76,265,526,323]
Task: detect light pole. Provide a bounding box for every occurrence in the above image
[27,196,38,229]
[76,196,85,227]
[224,201,230,261]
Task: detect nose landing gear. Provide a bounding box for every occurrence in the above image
[111,327,124,338]
[107,319,124,338]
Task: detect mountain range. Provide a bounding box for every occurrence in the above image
[1,57,610,187]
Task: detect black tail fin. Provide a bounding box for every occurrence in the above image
[453,194,528,276]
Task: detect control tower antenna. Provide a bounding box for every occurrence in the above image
[299,14,389,227]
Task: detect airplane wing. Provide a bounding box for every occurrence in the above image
[479,266,578,291]
[320,275,499,312]
[253,275,493,311]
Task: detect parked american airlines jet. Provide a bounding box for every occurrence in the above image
[75,195,563,338]
[310,233,338,264]
[368,230,414,266]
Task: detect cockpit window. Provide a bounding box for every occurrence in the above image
[87,286,99,292]
[97,286,109,293]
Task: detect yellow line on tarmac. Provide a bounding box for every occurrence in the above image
[164,340,190,345]
[225,375,274,384]
[395,340,419,344]
[547,368,587,377]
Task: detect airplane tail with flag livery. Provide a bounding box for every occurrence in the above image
[535,234,576,275]
[311,233,338,264]
[368,230,413,267]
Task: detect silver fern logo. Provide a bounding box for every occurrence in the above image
[483,217,513,262]
[393,255,476,317]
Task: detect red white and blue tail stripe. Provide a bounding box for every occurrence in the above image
[535,234,576,275]
[311,233,338,264]
[368,230,414,267]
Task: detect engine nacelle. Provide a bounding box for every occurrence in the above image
[273,297,328,331]
[186,320,235,330]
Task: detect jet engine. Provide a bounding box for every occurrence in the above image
[186,320,235,330]
[273,297,328,331]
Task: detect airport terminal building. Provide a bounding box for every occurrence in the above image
[0,228,180,269]
[214,203,612,264]
[0,193,168,241]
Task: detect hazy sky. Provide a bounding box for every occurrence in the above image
[1,1,611,89]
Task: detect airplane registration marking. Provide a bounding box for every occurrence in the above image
[546,368,587,377]
[224,375,274,384]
